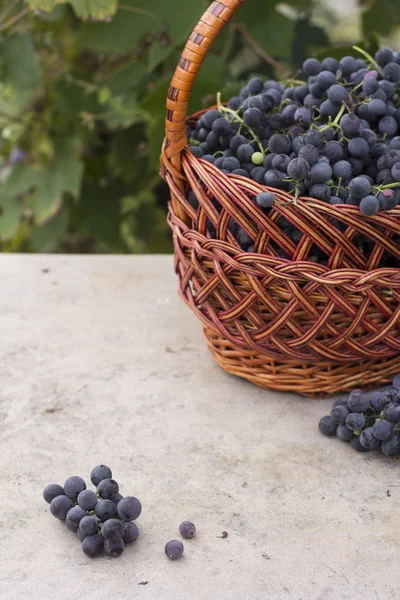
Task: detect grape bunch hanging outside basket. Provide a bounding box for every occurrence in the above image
[160,0,400,398]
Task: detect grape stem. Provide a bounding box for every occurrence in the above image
[352,45,384,77]
[216,92,264,153]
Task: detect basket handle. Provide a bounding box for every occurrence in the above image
[164,0,244,171]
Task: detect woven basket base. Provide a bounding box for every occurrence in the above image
[204,328,400,399]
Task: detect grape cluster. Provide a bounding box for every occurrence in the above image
[319,374,400,455]
[43,465,141,558]
[186,47,400,261]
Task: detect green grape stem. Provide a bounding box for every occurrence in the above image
[352,45,384,77]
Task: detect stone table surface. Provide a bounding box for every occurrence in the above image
[0,254,398,600]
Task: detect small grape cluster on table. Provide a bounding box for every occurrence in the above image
[319,374,400,455]
[43,465,141,558]
[186,47,400,264]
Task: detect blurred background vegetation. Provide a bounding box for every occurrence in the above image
[0,0,399,253]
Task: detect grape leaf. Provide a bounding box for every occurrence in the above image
[29,206,69,252]
[0,195,24,241]
[246,10,295,59]
[26,0,117,20]
[362,0,400,37]
[0,34,40,114]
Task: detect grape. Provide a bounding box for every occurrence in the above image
[265,169,285,187]
[75,490,98,511]
[350,436,368,452]
[251,152,264,165]
[359,428,381,450]
[189,146,203,158]
[66,520,78,533]
[90,466,112,487]
[272,154,290,172]
[295,107,313,126]
[348,138,369,158]
[250,166,266,183]
[116,496,142,521]
[179,521,196,539]
[77,528,86,542]
[50,495,74,520]
[330,405,349,424]
[298,144,319,166]
[360,195,379,216]
[66,506,87,527]
[310,162,332,183]
[327,84,348,104]
[375,48,393,67]
[82,534,104,558]
[165,540,184,560]
[222,157,240,172]
[212,118,231,137]
[383,62,400,82]
[336,425,353,441]
[369,392,388,413]
[102,519,125,542]
[230,135,247,152]
[236,144,255,163]
[79,515,99,536]
[346,413,366,431]
[372,419,393,441]
[321,57,339,73]
[393,374,400,387]
[363,78,379,95]
[287,157,310,180]
[378,190,397,210]
[322,141,344,162]
[123,522,139,544]
[97,478,119,500]
[103,538,124,557]
[268,134,291,154]
[309,184,331,201]
[348,177,371,198]
[248,78,263,95]
[256,192,275,208]
[348,389,369,412]
[243,108,262,127]
[95,499,117,522]
[339,56,357,75]
[367,99,387,116]
[379,116,398,136]
[391,162,400,181]
[381,435,400,456]
[339,113,360,137]
[64,476,86,500]
[202,154,216,163]
[333,160,352,179]
[316,70,336,89]
[305,130,324,148]
[43,484,65,504]
[319,415,337,436]
[383,403,400,422]
[320,100,340,118]
[112,493,123,507]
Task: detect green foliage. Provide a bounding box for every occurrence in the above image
[0,0,398,253]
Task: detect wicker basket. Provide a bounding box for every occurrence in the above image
[160,0,400,398]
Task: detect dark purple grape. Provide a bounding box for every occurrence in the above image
[116,496,142,521]
[393,374,400,388]
[375,48,393,67]
[179,521,196,539]
[350,435,369,452]
[287,157,310,180]
[165,540,184,560]
[123,522,139,544]
[97,478,119,500]
[102,519,125,542]
[256,192,275,208]
[369,392,388,413]
[95,499,117,522]
[348,389,369,412]
[319,415,337,436]
[104,538,125,557]
[113,493,123,506]
[77,490,98,511]
[50,495,74,520]
[381,434,400,456]
[331,405,349,424]
[360,196,379,216]
[359,428,381,450]
[346,412,366,431]
[43,484,65,504]
[336,424,354,441]
[82,534,104,558]
[66,506,87,527]
[64,476,86,500]
[79,515,99,536]
[248,78,263,95]
[383,403,400,422]
[372,419,393,441]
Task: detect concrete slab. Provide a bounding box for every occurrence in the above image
[0,255,398,600]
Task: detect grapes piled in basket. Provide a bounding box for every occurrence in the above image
[186,47,400,260]
[43,465,141,558]
[319,374,400,455]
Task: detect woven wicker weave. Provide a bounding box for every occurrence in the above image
[161,0,400,398]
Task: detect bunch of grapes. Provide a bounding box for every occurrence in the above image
[319,374,400,455]
[43,465,141,558]
[186,47,400,262]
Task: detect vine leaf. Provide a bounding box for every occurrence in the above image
[26,0,117,20]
